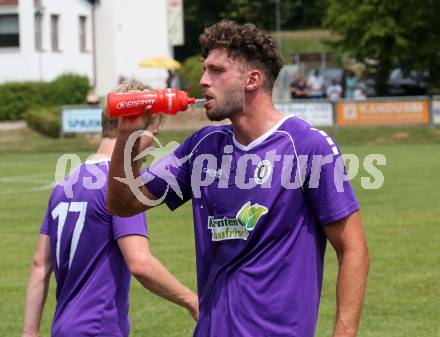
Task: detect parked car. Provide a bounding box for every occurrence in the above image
[365,69,428,97]
[387,69,428,96]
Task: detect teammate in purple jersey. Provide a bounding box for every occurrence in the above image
[22,83,198,337]
[107,20,369,337]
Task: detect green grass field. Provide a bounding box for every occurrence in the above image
[271,29,334,62]
[1,128,439,336]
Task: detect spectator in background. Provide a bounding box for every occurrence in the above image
[307,69,325,98]
[353,80,367,100]
[118,75,128,84]
[289,73,308,99]
[326,79,343,100]
[344,70,358,99]
[166,70,176,88]
[166,70,186,90]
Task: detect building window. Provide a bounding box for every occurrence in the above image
[0,14,19,48]
[35,12,43,51]
[0,0,18,5]
[79,15,87,52]
[51,14,60,51]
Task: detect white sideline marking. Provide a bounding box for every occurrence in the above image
[0,174,54,195]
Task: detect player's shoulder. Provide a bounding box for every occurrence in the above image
[182,124,232,152]
[279,116,339,156]
[191,124,232,141]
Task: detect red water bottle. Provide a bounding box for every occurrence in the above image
[107,88,196,117]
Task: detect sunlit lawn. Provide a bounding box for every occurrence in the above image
[1,128,439,336]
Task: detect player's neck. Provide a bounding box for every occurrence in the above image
[95,138,116,160]
[231,93,283,146]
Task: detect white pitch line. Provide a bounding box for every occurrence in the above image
[0,173,51,183]
[0,182,55,195]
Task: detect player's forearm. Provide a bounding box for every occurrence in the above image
[333,248,369,337]
[22,265,51,336]
[132,255,198,315]
[107,130,150,216]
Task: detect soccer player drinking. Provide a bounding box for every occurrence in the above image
[107,20,369,337]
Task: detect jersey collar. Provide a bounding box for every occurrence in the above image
[232,116,291,151]
[85,154,111,164]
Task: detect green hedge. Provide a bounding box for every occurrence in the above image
[0,74,90,121]
[49,74,90,104]
[25,106,60,138]
[179,55,203,98]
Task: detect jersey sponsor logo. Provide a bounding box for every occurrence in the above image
[254,159,272,185]
[203,167,223,178]
[207,201,268,241]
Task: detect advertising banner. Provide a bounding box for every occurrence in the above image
[432,97,440,125]
[336,99,430,126]
[275,102,333,126]
[62,106,102,134]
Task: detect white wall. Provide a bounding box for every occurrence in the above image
[0,0,172,95]
[95,0,172,95]
[0,0,93,82]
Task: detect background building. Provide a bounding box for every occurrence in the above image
[0,0,94,83]
[94,0,173,95]
[0,0,181,95]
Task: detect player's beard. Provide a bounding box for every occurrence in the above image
[206,83,245,122]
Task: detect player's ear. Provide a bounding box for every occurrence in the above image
[245,70,262,92]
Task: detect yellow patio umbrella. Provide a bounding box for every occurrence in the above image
[138,56,181,69]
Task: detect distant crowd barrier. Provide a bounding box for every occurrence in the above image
[433,96,440,125]
[59,96,439,137]
[335,97,430,126]
[274,102,333,126]
[274,96,438,127]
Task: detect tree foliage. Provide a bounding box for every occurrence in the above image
[324,0,440,94]
[175,0,325,60]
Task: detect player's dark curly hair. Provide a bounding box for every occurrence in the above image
[199,19,283,91]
